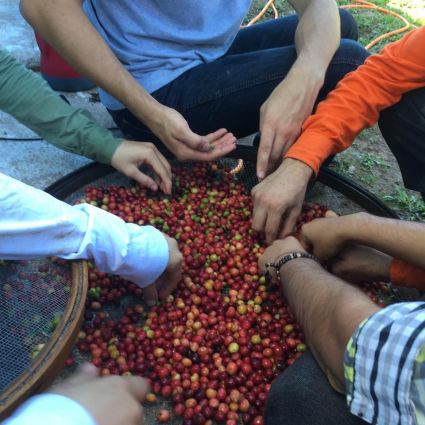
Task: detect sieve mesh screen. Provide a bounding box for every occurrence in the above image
[0,258,72,393]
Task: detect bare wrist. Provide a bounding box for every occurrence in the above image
[280,158,314,181]
[289,58,325,90]
[279,257,323,284]
[124,87,162,128]
[265,251,319,282]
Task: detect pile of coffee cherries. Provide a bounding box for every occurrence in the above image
[71,163,385,424]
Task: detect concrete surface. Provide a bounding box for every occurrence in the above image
[0,88,117,188]
[0,0,39,68]
[0,0,118,189]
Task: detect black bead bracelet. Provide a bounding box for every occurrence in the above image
[264,251,320,283]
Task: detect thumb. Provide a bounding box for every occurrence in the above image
[298,225,312,251]
[180,128,211,152]
[75,363,98,378]
[122,376,151,402]
[59,363,98,387]
[201,128,228,144]
[279,207,300,239]
[143,283,159,306]
[325,210,338,218]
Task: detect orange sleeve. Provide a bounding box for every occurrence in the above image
[390,258,425,290]
[285,27,425,175]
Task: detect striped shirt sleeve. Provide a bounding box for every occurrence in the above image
[344,302,425,425]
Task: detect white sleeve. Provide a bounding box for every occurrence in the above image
[1,394,96,425]
[0,173,169,287]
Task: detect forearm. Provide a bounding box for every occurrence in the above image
[286,27,425,174]
[290,0,340,87]
[341,213,425,270]
[280,259,380,392]
[0,174,168,287]
[20,0,161,126]
[0,50,121,164]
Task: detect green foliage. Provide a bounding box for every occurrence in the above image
[337,0,423,52]
[250,0,423,52]
[384,190,425,221]
[359,153,390,170]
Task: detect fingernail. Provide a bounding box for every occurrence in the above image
[257,171,265,180]
[150,184,158,191]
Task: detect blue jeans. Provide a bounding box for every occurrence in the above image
[265,351,368,425]
[109,9,369,148]
[379,86,425,196]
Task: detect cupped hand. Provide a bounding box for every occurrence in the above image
[52,363,149,425]
[111,140,172,194]
[252,159,313,244]
[148,106,237,162]
[256,70,319,180]
[143,234,183,306]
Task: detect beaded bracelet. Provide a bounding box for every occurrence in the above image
[264,252,320,283]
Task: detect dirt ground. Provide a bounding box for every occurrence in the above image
[329,126,425,221]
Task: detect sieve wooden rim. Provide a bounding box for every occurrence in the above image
[0,260,88,420]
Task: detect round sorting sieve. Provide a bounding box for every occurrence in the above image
[0,259,87,419]
[43,151,403,425]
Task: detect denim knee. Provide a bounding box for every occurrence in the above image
[339,9,359,41]
[378,87,425,193]
[264,364,333,425]
[337,39,370,69]
[264,353,368,425]
[264,372,304,425]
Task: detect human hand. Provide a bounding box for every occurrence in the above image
[258,236,306,281]
[148,106,237,162]
[143,234,183,305]
[300,212,367,260]
[52,363,149,425]
[256,69,320,179]
[252,158,313,244]
[111,141,172,194]
[330,244,392,283]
